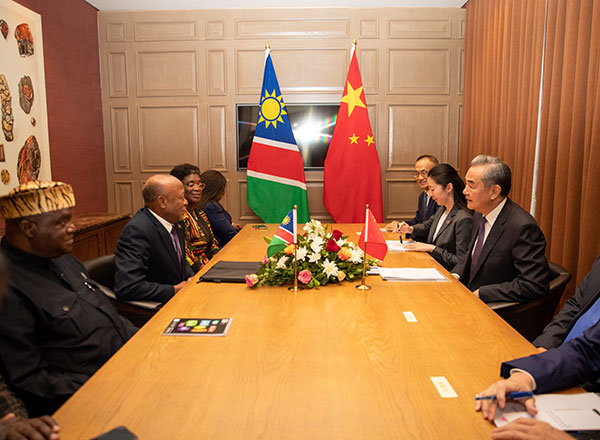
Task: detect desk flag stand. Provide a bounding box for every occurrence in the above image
[288,205,300,293]
[356,204,372,290]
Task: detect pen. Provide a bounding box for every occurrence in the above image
[474,391,533,401]
[397,222,403,243]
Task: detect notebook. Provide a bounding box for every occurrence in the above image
[197,261,262,283]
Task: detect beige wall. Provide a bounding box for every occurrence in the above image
[98,7,465,223]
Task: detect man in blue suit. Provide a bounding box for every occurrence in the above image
[476,320,600,439]
[386,154,439,231]
[115,174,195,304]
[533,255,600,351]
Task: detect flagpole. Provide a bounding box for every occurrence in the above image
[356,203,372,291]
[351,37,357,58]
[288,205,299,293]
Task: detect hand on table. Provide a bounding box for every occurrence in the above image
[397,222,412,234]
[174,280,188,294]
[384,221,398,232]
[491,418,572,440]
[0,414,60,440]
[403,242,435,253]
[233,223,242,231]
[475,371,536,421]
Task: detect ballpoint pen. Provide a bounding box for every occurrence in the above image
[474,391,534,401]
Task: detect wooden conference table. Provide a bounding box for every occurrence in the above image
[54,224,544,439]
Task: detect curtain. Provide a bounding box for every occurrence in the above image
[535,0,600,296]
[460,0,546,208]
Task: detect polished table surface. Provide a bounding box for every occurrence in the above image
[54,224,542,439]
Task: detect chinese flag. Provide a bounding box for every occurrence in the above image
[358,207,388,261]
[323,47,383,223]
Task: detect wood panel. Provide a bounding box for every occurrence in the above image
[110,107,132,173]
[99,8,464,225]
[107,52,128,97]
[138,105,199,172]
[136,51,198,96]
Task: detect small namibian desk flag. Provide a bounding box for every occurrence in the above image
[267,208,297,258]
[358,206,388,261]
[323,42,383,223]
[247,48,310,224]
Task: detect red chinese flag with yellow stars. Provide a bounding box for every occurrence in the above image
[323,48,383,223]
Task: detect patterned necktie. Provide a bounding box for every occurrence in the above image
[170,226,182,267]
[470,216,487,275]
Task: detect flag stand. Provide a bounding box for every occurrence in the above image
[356,203,372,290]
[288,243,299,292]
[289,204,299,292]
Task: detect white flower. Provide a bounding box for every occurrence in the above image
[308,252,321,263]
[310,236,324,254]
[322,258,338,277]
[276,255,289,269]
[349,248,364,264]
[336,238,346,247]
[295,247,308,261]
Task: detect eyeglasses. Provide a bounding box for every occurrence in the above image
[185,182,205,190]
[412,170,429,179]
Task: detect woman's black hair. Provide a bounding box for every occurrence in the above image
[169,163,201,182]
[427,163,469,210]
[198,169,227,210]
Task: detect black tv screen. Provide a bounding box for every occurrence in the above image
[237,103,340,170]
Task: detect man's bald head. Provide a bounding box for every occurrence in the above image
[142,174,187,223]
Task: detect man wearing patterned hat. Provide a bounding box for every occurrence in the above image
[0,181,137,416]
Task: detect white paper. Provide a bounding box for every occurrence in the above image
[379,267,447,281]
[430,376,458,398]
[385,240,415,252]
[494,393,600,431]
[403,311,417,322]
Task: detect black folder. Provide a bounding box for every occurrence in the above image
[197,261,262,283]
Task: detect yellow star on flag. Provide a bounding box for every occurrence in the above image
[349,133,359,144]
[365,134,375,146]
[341,81,366,117]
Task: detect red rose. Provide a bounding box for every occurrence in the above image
[331,229,343,240]
[325,238,340,252]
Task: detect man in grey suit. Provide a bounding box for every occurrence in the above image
[452,155,549,303]
[115,174,194,304]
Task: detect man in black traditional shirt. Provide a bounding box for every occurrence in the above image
[0,181,137,416]
[0,253,60,440]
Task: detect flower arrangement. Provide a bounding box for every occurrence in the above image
[245,220,379,289]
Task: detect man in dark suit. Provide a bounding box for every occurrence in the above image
[386,154,439,231]
[452,155,549,303]
[115,174,195,304]
[533,255,600,350]
[475,320,600,439]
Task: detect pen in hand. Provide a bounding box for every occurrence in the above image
[474,391,533,401]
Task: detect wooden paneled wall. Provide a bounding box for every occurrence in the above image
[98,7,465,223]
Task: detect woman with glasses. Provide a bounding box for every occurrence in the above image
[199,170,241,248]
[170,164,219,272]
[397,164,473,271]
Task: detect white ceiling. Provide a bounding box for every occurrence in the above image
[85,0,466,11]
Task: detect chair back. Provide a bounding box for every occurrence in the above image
[83,254,160,328]
[84,254,117,289]
[489,261,572,342]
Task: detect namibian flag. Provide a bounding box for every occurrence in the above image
[267,208,297,257]
[247,48,310,224]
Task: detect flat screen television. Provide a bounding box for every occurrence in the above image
[237,103,340,170]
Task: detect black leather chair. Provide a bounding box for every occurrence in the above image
[488,262,572,342]
[84,254,161,328]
